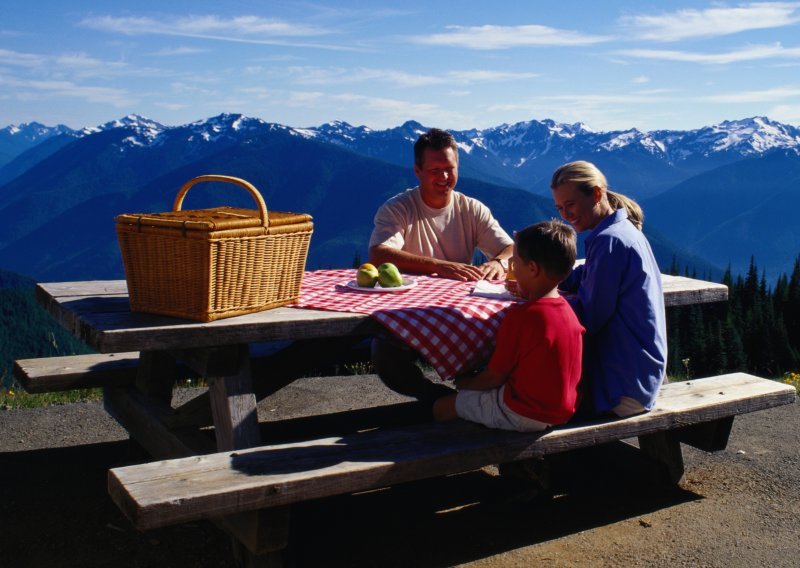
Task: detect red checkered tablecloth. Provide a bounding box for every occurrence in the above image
[292,269,521,380]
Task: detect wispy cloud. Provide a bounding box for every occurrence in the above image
[285,66,537,87]
[619,42,800,64]
[409,24,611,49]
[0,75,134,106]
[80,15,356,51]
[83,15,331,37]
[622,2,800,41]
[0,48,45,67]
[155,102,189,111]
[769,103,800,122]
[491,86,800,110]
[332,93,440,114]
[150,46,209,57]
[0,48,170,81]
[701,86,800,102]
[281,90,451,126]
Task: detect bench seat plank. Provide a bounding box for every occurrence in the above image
[109,373,795,530]
[14,352,140,393]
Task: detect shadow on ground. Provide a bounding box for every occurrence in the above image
[1,434,700,568]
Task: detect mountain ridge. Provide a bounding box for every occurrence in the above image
[1,112,797,283]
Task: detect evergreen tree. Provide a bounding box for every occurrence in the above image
[786,257,800,350]
[704,320,726,375]
[664,257,797,379]
[669,256,679,276]
[721,314,747,372]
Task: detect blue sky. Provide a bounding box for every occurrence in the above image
[2,1,800,132]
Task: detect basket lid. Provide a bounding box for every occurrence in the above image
[115,206,312,231]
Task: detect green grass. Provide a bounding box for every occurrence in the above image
[0,384,102,409]
[0,377,207,410]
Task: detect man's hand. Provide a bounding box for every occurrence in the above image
[434,261,485,281]
[479,259,506,281]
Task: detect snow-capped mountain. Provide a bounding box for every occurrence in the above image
[291,115,800,196]
[0,121,75,140]
[5,113,798,181]
[0,121,78,168]
[1,111,799,284]
[303,115,800,167]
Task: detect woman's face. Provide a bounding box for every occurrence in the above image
[551,181,604,233]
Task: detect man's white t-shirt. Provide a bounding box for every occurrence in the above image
[368,187,513,263]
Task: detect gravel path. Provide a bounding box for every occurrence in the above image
[1,375,797,567]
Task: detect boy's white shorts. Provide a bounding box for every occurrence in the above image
[455,385,550,432]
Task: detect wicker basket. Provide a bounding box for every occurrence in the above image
[115,175,313,322]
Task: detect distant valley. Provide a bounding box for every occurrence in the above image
[1,114,799,283]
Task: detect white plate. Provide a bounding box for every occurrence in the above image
[345,277,417,293]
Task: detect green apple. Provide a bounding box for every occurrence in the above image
[377,263,403,287]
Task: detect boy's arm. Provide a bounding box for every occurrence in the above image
[454,367,507,391]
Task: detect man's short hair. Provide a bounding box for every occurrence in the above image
[414,128,458,168]
[515,220,577,281]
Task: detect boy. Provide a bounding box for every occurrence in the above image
[433,220,585,431]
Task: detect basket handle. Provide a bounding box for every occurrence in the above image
[172,175,269,226]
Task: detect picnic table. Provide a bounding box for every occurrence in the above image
[30,270,730,454]
[20,268,795,566]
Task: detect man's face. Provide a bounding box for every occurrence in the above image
[414,146,459,208]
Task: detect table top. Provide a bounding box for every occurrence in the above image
[37,272,728,354]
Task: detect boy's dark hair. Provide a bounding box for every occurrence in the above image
[515,220,576,281]
[414,128,458,168]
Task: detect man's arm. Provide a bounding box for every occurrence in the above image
[369,244,485,281]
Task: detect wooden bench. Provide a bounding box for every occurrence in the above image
[12,344,299,394]
[14,352,141,393]
[109,373,795,532]
[13,342,369,428]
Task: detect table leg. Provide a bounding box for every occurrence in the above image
[205,345,260,451]
[638,430,685,484]
[191,344,291,565]
[135,350,176,402]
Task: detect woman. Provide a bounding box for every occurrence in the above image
[551,161,666,417]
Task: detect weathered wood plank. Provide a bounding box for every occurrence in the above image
[661,274,728,306]
[102,386,287,555]
[205,345,261,452]
[51,304,376,354]
[135,350,177,402]
[674,416,734,451]
[638,430,685,484]
[103,386,214,458]
[13,352,139,393]
[108,374,795,530]
[35,280,129,297]
[37,275,727,353]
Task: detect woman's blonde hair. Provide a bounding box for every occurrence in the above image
[550,160,643,230]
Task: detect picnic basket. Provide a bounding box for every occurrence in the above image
[115,175,313,322]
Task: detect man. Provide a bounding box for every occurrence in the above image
[369,128,513,402]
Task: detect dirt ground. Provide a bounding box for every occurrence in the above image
[1,374,798,568]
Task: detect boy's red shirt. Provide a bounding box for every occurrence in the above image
[488,295,585,424]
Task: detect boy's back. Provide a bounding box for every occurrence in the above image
[490,295,584,425]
